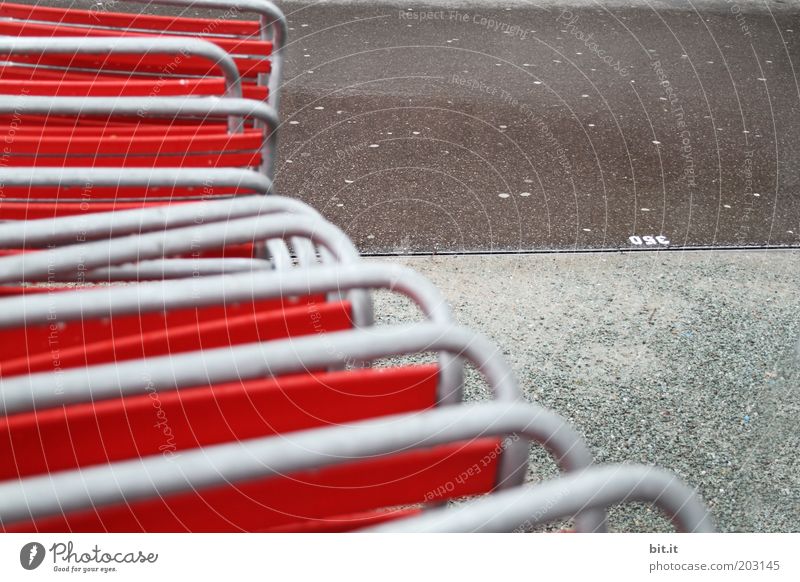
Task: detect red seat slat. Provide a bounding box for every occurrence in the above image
[0,185,246,200]
[263,508,423,533]
[0,78,267,100]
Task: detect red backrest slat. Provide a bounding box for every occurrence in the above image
[0,364,440,479]
[0,300,352,376]
[0,1,262,36]
[0,18,272,56]
[264,508,423,533]
[3,438,500,532]
[0,78,214,97]
[3,53,270,76]
[0,185,246,200]
[7,130,264,155]
[0,77,269,100]
[0,295,326,366]
[0,201,182,220]
[0,122,232,136]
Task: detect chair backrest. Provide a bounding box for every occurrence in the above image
[0,36,244,99]
[0,0,287,108]
[0,263,462,398]
[0,337,600,532]
[0,95,277,177]
[0,212,361,286]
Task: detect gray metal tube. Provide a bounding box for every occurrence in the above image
[0,212,373,327]
[365,463,715,533]
[0,194,318,248]
[0,402,596,529]
[0,166,272,204]
[0,214,352,283]
[0,263,446,333]
[0,37,244,131]
[84,257,271,280]
[0,324,510,415]
[0,263,459,402]
[122,0,288,111]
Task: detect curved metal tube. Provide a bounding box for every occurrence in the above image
[0,37,244,130]
[0,213,373,325]
[364,463,714,533]
[0,173,321,268]
[0,324,513,414]
[84,257,272,279]
[0,402,601,531]
[0,208,340,269]
[123,0,288,111]
[0,194,317,248]
[0,166,272,204]
[0,263,462,409]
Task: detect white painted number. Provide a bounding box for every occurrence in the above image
[629,235,670,246]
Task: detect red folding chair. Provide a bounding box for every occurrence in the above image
[0,0,286,108]
[0,188,368,296]
[0,166,273,221]
[0,94,278,184]
[0,321,609,533]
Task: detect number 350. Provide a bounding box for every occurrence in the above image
[629,235,670,246]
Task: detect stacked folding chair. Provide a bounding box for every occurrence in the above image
[0,1,714,533]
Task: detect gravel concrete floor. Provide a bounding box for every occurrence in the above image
[368,250,800,532]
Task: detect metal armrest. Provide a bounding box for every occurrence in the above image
[364,463,714,533]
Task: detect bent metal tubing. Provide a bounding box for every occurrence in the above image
[0,324,596,526]
[84,257,272,279]
[0,262,462,405]
[0,166,273,203]
[0,212,373,323]
[0,95,278,176]
[0,170,321,269]
[364,463,715,533]
[123,0,288,111]
[0,390,605,531]
[0,37,244,132]
[0,194,309,247]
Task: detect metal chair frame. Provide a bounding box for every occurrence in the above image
[0,0,287,111]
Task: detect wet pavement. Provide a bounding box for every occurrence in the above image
[274,1,800,253]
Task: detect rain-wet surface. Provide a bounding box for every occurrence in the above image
[274,2,800,253]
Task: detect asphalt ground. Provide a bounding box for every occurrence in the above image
[15,0,800,254]
[274,0,800,253]
[18,0,799,252]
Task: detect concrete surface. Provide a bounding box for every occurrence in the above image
[369,250,800,531]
